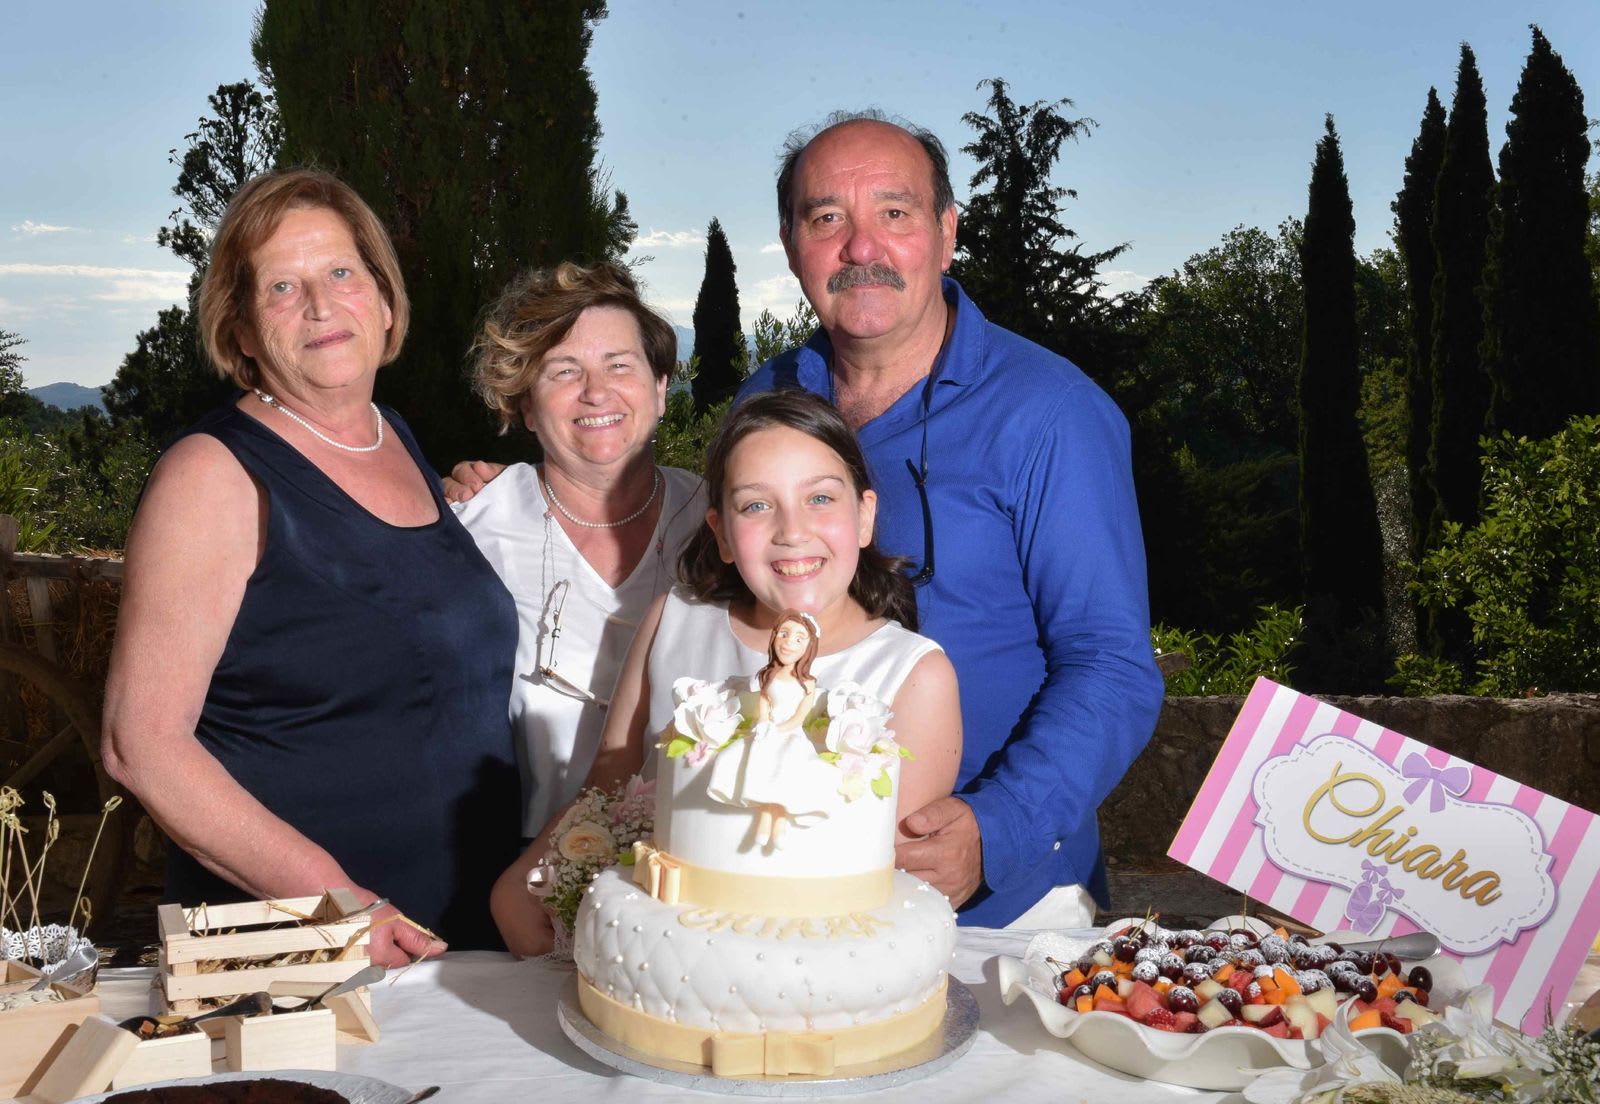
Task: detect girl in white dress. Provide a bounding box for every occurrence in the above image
[493,389,963,956]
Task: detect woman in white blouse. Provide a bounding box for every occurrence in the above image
[453,263,703,852]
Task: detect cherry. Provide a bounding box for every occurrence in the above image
[1215,988,1243,1016]
[1185,945,1216,965]
[1112,936,1140,963]
[1167,986,1199,1014]
[1354,977,1378,1004]
[1406,965,1432,992]
[1181,962,1212,985]
[1158,954,1185,980]
[1090,970,1119,992]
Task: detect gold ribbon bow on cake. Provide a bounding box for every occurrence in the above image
[632,840,683,905]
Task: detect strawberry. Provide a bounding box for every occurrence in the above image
[1140,1007,1177,1030]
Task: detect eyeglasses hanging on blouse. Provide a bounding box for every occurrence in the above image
[537,578,611,708]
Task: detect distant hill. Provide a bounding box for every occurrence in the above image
[27,382,105,412]
[674,326,693,363]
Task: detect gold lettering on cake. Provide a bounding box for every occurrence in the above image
[674,909,896,940]
[1301,763,1504,907]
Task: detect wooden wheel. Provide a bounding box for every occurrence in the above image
[0,641,133,933]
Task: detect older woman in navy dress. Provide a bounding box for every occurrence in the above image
[102,169,518,963]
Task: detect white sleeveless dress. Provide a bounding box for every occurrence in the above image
[647,589,941,823]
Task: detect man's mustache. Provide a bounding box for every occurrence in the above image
[826,263,907,294]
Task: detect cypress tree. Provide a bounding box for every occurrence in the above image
[1482,26,1600,440]
[689,218,745,411]
[1392,89,1447,572]
[254,1,635,469]
[1426,44,1497,541]
[1299,116,1385,627]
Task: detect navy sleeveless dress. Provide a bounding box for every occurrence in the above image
[164,401,519,950]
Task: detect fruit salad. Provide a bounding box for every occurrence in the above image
[1050,920,1440,1040]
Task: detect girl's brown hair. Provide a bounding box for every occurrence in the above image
[679,389,918,629]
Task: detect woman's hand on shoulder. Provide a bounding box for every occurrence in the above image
[443,460,506,504]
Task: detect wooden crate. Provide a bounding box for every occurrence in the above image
[157,890,372,1013]
[224,1008,337,1073]
[111,1030,212,1089]
[0,961,103,1099]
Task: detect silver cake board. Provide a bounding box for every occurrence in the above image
[556,975,979,1097]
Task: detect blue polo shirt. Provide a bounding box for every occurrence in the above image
[738,277,1163,927]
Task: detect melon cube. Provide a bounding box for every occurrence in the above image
[1305,987,1339,1020]
[1195,979,1225,1001]
[1197,999,1235,1030]
[1116,977,1136,999]
[1241,1003,1284,1026]
[1282,997,1322,1039]
[1396,1001,1439,1028]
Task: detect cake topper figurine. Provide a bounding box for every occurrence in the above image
[705,610,834,849]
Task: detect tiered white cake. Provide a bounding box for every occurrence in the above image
[572,676,957,1077]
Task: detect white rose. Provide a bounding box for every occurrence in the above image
[825,705,888,758]
[671,677,744,748]
[825,681,891,721]
[557,821,617,863]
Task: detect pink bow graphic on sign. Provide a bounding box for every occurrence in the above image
[1400,753,1471,813]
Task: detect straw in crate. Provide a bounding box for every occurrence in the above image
[158,889,373,1015]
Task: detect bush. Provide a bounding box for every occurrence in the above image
[1153,604,1303,695]
[1407,415,1600,695]
[1387,653,1465,696]
[654,389,726,476]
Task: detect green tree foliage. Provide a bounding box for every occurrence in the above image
[1392,88,1448,567]
[0,329,23,398]
[1153,604,1303,696]
[748,301,818,366]
[1298,117,1385,638]
[1131,222,1302,633]
[104,81,280,445]
[689,218,744,410]
[1481,26,1600,440]
[254,0,636,470]
[1139,223,1304,458]
[949,78,1134,384]
[1427,44,1497,541]
[1403,416,1600,695]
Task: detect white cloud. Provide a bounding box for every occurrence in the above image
[758,241,785,254]
[121,233,160,245]
[747,274,804,318]
[10,220,79,236]
[631,228,705,250]
[0,263,190,304]
[1098,269,1152,298]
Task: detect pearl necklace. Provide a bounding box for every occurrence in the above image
[253,389,384,453]
[543,467,661,529]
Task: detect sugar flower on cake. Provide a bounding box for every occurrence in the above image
[664,676,747,764]
[820,680,909,801]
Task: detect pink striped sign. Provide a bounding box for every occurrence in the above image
[1169,677,1600,1033]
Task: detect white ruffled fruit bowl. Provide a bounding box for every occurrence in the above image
[996,915,1463,1091]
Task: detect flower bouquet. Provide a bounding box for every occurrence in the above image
[528,776,655,958]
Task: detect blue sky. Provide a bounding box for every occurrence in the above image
[2,1,1595,390]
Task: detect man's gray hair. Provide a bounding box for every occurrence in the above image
[776,109,955,237]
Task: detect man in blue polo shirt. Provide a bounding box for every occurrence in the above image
[739,111,1163,927]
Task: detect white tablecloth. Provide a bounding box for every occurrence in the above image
[89,929,1237,1103]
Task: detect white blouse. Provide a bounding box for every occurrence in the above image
[456,463,706,836]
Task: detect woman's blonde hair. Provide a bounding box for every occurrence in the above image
[197,168,409,389]
[471,262,676,434]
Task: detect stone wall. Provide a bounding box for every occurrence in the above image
[1101,694,1600,867]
